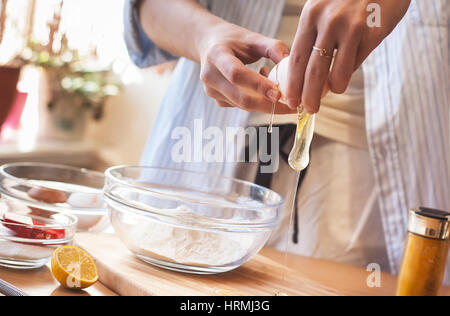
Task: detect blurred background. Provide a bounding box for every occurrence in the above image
[0,0,173,170]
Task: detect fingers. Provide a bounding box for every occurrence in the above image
[328,27,362,94]
[301,35,336,114]
[212,76,294,114]
[213,51,281,102]
[249,37,290,64]
[199,32,295,114]
[204,86,234,108]
[203,68,295,114]
[272,103,299,114]
[259,66,270,77]
[285,18,317,109]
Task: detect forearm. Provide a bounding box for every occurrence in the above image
[138,0,225,63]
[137,0,293,114]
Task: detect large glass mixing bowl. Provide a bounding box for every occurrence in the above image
[104,166,284,274]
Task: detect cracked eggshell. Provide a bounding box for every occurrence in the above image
[268,56,290,105]
[268,55,330,107]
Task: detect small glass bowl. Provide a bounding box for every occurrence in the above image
[0,198,77,269]
[0,163,109,233]
[104,166,284,274]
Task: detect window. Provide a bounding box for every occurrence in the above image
[1,0,142,149]
[0,0,130,66]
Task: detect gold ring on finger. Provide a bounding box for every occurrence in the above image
[312,46,335,59]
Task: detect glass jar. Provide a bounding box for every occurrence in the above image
[396,207,450,296]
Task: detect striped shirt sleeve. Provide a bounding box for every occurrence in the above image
[123,0,178,68]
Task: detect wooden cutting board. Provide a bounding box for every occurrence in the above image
[75,233,343,296]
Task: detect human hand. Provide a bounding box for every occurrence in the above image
[286,0,411,113]
[198,23,297,114]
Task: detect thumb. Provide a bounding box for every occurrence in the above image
[251,36,290,64]
[259,66,270,77]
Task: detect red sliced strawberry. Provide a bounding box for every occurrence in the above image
[2,213,65,240]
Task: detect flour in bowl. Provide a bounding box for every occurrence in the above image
[0,240,55,260]
[0,225,56,260]
[125,206,257,266]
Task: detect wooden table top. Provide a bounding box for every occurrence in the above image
[0,236,449,296]
[0,263,117,296]
[263,249,448,296]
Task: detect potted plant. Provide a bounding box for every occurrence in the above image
[20,37,121,141]
[2,0,121,140]
[16,1,122,141]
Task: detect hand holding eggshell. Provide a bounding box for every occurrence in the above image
[268,56,330,113]
[285,0,411,113]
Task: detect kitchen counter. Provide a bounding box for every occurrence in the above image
[0,140,117,172]
[0,141,99,168]
[1,233,449,296]
[0,263,117,296]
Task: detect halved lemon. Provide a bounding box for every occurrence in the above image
[51,246,98,290]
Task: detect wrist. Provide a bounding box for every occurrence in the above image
[195,20,232,62]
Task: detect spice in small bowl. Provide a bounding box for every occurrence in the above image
[2,212,65,240]
[0,201,77,269]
